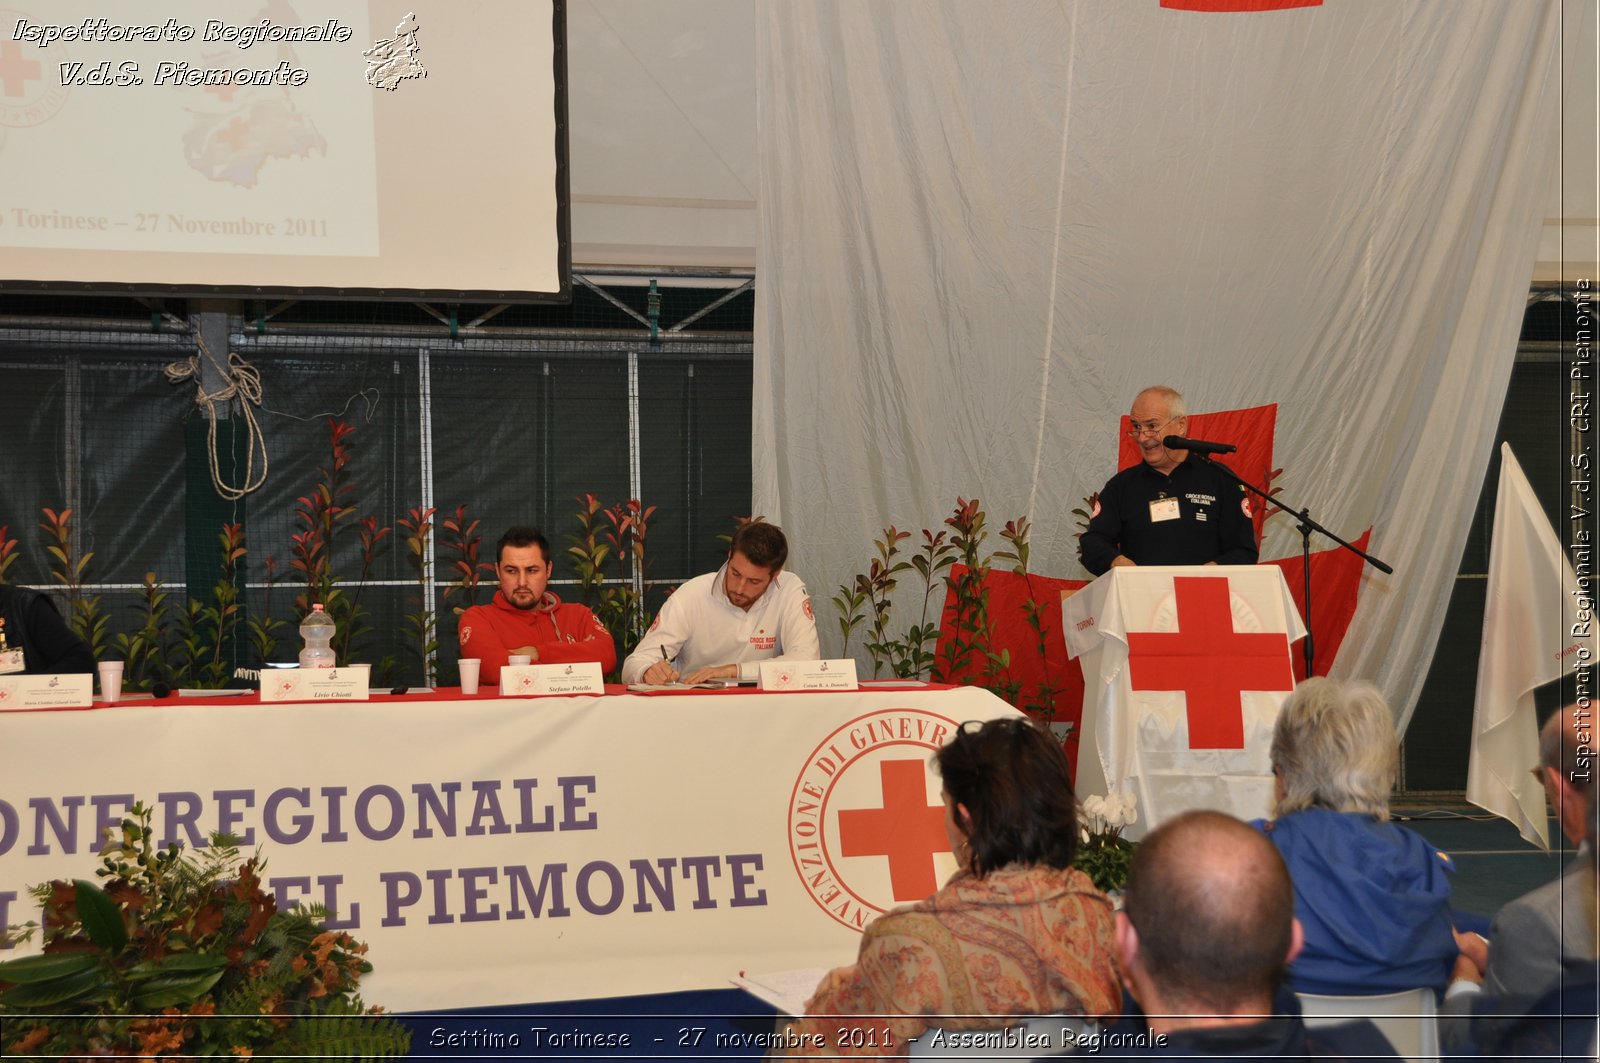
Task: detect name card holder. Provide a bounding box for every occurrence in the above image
[0,672,94,711]
[758,659,859,692]
[260,664,371,702]
[500,661,606,697]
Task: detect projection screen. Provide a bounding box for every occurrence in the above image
[0,0,569,301]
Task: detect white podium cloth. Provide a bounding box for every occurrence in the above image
[1063,566,1306,835]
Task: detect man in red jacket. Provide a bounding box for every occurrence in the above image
[457,526,617,683]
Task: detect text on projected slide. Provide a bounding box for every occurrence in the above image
[0,3,385,258]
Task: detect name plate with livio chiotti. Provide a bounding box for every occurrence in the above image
[758,659,859,691]
[259,664,371,702]
[0,672,94,711]
[500,661,606,697]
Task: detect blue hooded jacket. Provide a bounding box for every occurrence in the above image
[1255,807,1457,998]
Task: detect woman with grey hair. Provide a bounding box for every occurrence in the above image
[1256,677,1459,998]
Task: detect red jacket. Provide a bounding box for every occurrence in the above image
[458,590,617,681]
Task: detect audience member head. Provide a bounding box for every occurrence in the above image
[1270,677,1396,820]
[1539,705,1594,847]
[935,717,1077,877]
[1118,810,1300,1025]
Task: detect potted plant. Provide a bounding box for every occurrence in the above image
[0,802,410,1059]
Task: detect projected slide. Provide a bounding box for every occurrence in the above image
[0,1,567,299]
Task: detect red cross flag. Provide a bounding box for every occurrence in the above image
[1064,566,1306,834]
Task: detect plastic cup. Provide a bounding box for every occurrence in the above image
[98,660,124,704]
[458,658,481,695]
[507,654,532,667]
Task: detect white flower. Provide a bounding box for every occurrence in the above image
[1080,827,1090,844]
[1082,794,1106,820]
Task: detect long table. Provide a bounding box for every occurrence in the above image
[0,684,1016,1013]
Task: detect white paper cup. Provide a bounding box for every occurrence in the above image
[458,658,481,695]
[507,654,532,666]
[98,660,124,704]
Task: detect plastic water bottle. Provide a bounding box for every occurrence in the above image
[298,604,336,668]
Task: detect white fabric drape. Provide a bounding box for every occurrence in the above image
[754,0,1563,730]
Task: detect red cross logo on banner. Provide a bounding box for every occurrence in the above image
[837,759,950,901]
[1127,577,1294,749]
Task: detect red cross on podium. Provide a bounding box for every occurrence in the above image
[1127,576,1294,749]
[838,759,950,901]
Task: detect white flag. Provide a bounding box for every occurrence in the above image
[1467,443,1595,850]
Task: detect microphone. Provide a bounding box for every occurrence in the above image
[1163,435,1237,456]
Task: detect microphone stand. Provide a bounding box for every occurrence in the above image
[1188,452,1391,677]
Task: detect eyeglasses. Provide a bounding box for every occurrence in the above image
[1127,417,1177,439]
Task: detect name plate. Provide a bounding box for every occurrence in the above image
[758,659,859,691]
[260,664,371,702]
[500,661,606,697]
[0,672,94,711]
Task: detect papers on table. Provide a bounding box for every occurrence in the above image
[731,967,826,1017]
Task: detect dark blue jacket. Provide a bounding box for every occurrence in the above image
[1256,808,1458,998]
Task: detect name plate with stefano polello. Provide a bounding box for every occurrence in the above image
[499,661,606,697]
[0,672,94,711]
[758,659,859,691]
[259,664,371,702]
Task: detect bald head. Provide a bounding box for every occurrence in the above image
[1541,706,1594,846]
[1123,810,1296,1012]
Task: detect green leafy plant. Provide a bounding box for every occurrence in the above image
[398,505,439,685]
[1073,792,1138,894]
[0,802,410,1060]
[994,516,1062,719]
[0,523,19,585]
[567,494,657,669]
[440,503,488,616]
[931,497,1018,701]
[201,522,248,685]
[110,572,171,692]
[337,514,392,665]
[247,553,289,666]
[836,525,958,680]
[894,528,958,678]
[290,419,358,620]
[39,506,109,660]
[857,526,911,677]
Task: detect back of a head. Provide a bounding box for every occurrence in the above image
[1270,677,1396,819]
[1540,706,1593,794]
[729,521,788,571]
[1125,810,1294,1012]
[936,717,1077,875]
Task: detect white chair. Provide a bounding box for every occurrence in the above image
[1296,987,1439,1062]
[908,1014,1098,1058]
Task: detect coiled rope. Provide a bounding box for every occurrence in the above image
[163,333,268,500]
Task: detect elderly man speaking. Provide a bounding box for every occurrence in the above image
[1079,385,1258,575]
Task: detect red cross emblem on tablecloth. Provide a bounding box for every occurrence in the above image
[1126,576,1294,749]
[837,759,950,901]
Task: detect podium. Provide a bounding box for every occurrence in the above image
[1063,566,1306,837]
